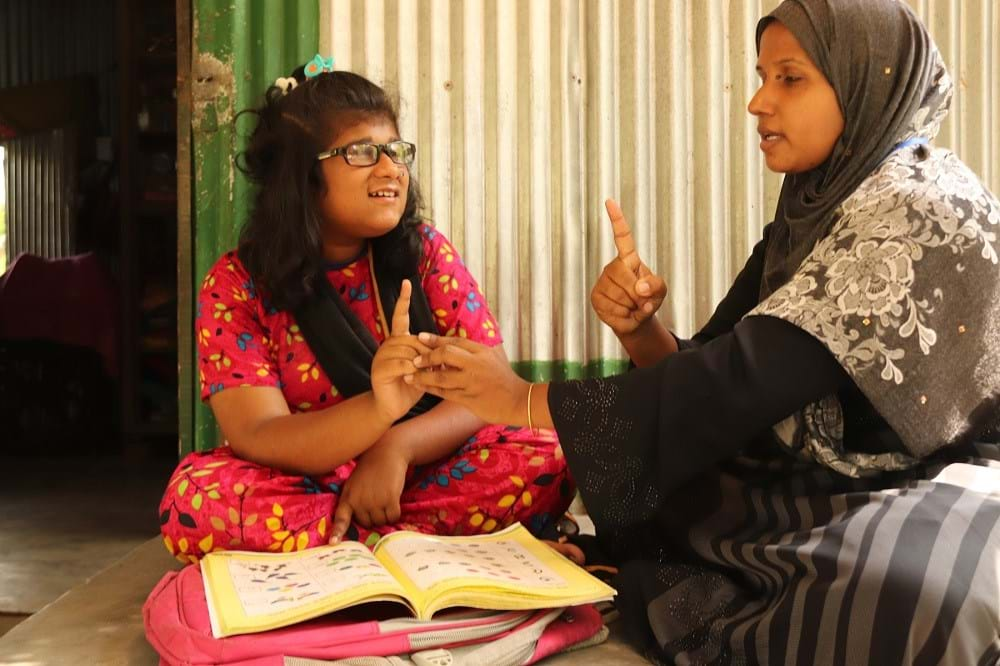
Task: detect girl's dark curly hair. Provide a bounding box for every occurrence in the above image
[236,69,424,311]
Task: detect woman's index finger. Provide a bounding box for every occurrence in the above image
[605,199,640,273]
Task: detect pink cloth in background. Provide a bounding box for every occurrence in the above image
[0,252,119,376]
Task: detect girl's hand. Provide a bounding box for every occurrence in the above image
[406,335,530,426]
[591,199,667,339]
[371,280,430,424]
[330,437,409,541]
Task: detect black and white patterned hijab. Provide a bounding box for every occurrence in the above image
[749,0,1000,475]
[757,0,949,298]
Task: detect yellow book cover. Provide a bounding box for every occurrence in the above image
[200,522,616,638]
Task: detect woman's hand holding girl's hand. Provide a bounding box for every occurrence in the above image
[405,336,529,426]
[370,280,430,424]
[590,199,668,340]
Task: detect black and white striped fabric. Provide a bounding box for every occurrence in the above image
[551,375,999,665]
[630,445,999,665]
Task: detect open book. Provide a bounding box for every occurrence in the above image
[201,522,616,638]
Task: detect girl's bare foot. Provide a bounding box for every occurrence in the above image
[543,539,585,566]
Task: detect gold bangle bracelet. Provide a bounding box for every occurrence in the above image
[526,382,535,432]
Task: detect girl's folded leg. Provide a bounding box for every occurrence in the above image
[159,425,575,561]
[397,424,576,538]
[158,446,367,561]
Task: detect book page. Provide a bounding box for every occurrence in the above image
[377,530,568,592]
[218,541,400,617]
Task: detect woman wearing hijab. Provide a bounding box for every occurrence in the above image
[405,0,1000,663]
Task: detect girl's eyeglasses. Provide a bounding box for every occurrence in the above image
[316,140,416,167]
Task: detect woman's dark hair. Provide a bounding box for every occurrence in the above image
[235,69,424,311]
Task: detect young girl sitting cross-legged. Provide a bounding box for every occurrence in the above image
[158,61,573,561]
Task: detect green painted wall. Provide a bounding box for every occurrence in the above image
[185,1,319,453]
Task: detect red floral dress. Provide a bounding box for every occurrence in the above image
[160,224,573,562]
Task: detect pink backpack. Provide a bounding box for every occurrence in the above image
[143,564,608,666]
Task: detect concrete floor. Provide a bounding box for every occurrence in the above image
[0,453,175,636]
[0,453,650,664]
[0,615,23,639]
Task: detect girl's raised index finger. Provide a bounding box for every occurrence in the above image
[390,279,412,337]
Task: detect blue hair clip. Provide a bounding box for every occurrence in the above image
[304,54,335,78]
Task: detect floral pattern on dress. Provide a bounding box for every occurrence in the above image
[194,224,501,411]
[752,145,1000,473]
[161,224,574,561]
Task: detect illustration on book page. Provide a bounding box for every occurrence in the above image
[225,542,397,616]
[380,536,568,591]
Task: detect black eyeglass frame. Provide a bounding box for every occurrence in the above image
[315,140,416,167]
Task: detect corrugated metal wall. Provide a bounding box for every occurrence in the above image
[318,0,1000,367]
[0,0,115,265]
[186,0,999,452]
[0,0,116,137]
[3,128,77,258]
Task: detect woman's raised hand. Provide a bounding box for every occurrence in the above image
[370,280,430,424]
[590,199,667,338]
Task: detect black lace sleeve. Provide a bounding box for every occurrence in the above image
[549,315,850,544]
